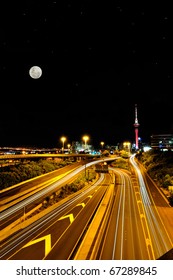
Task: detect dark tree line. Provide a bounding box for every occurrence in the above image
[0,159,72,190]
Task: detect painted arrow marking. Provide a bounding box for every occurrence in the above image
[76,203,85,208]
[58,213,74,224]
[23,234,51,257]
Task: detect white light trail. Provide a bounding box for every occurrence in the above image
[130,154,171,257]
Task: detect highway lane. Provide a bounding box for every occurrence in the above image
[0,173,111,260]
[0,164,83,230]
[130,154,173,259]
[44,176,111,260]
[97,168,150,260]
[86,156,173,260]
[0,162,82,209]
[0,157,116,229]
[0,168,84,230]
[2,154,169,260]
[137,161,173,244]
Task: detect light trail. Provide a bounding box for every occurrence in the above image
[111,169,125,259]
[0,157,117,221]
[99,167,148,260]
[0,173,105,259]
[130,154,172,259]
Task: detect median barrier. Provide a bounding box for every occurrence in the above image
[74,183,115,260]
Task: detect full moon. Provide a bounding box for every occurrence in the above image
[29,66,42,79]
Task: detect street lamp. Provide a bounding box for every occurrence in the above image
[83,135,89,151]
[82,135,89,177]
[67,144,71,153]
[100,141,104,149]
[61,136,66,153]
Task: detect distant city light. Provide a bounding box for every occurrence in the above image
[143,146,152,152]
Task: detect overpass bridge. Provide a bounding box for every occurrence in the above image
[0,153,101,162]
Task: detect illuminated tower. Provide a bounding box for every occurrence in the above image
[134,104,140,150]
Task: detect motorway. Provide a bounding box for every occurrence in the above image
[96,168,150,260]
[0,172,111,260]
[0,158,114,225]
[0,162,83,228]
[0,155,173,260]
[130,155,173,260]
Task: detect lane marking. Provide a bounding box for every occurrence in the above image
[23,234,51,257]
[76,203,85,208]
[58,214,74,224]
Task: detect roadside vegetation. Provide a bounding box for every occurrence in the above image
[110,157,130,170]
[136,149,173,206]
[0,152,124,192]
[0,158,73,190]
[1,149,173,207]
[0,157,97,217]
[41,168,97,211]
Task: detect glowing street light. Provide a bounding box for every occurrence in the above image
[83,135,89,151]
[67,143,71,153]
[100,141,104,149]
[82,135,89,177]
[61,136,66,153]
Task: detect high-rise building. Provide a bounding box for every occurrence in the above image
[150,134,173,150]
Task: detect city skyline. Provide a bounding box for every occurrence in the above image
[1,2,173,148]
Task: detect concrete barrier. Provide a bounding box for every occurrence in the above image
[74,183,115,260]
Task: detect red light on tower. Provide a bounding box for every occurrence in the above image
[134,104,140,150]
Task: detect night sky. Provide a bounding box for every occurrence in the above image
[1,1,173,149]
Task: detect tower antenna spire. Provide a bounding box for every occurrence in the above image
[134,104,140,150]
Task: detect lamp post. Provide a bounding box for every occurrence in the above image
[67,144,71,153]
[83,135,89,151]
[82,135,89,177]
[100,141,104,150]
[61,136,66,153]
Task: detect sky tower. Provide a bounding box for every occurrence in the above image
[134,104,140,150]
